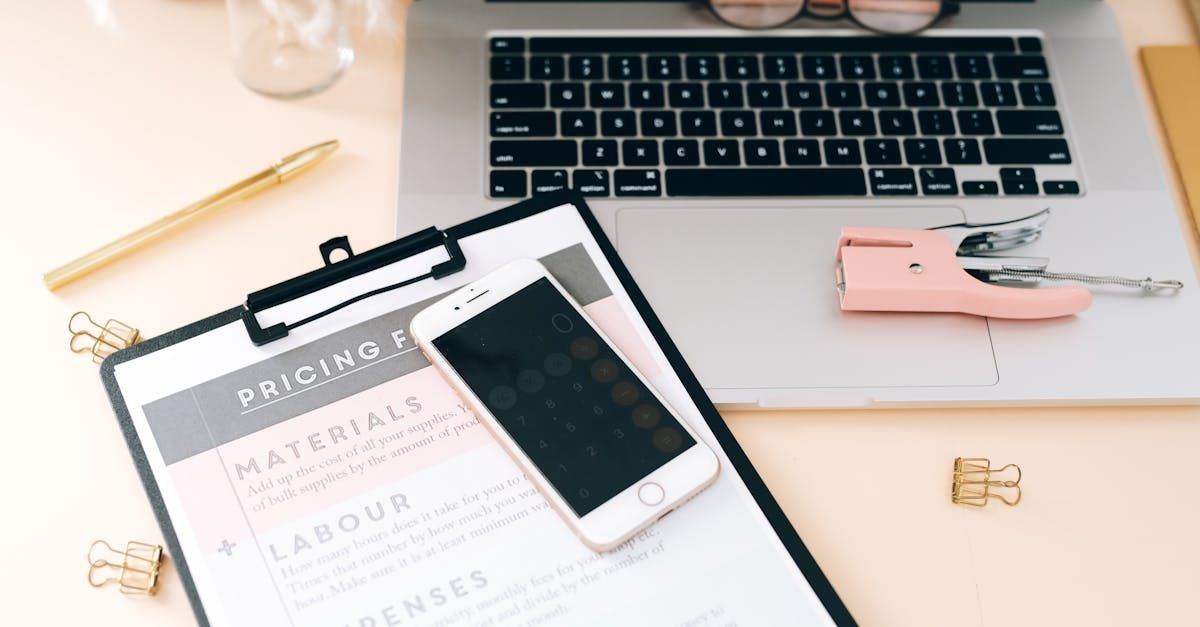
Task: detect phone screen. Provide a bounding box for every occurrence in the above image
[431,278,697,516]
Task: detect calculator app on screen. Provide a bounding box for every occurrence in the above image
[431,278,696,515]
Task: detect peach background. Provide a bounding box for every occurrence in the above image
[2,1,1198,626]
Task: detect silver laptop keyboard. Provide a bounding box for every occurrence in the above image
[486,35,1082,199]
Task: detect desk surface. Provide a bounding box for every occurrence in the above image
[4,2,1198,625]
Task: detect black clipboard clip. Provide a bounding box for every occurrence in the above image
[241,227,466,346]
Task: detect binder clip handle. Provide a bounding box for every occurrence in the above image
[835,226,1092,319]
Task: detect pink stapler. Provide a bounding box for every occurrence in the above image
[835,209,1183,319]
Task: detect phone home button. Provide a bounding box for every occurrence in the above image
[637,482,665,506]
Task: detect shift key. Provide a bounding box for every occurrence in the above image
[984,138,1071,164]
[491,140,578,167]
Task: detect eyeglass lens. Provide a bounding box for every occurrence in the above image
[709,0,943,34]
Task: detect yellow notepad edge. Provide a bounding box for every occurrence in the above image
[1141,45,1200,241]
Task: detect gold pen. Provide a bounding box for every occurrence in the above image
[43,139,340,291]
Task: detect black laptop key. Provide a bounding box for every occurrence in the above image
[640,111,677,136]
[1001,178,1038,195]
[879,55,915,79]
[786,83,823,108]
[600,111,637,136]
[865,83,901,107]
[531,169,569,194]
[802,55,837,79]
[665,168,867,196]
[954,54,991,79]
[1043,180,1080,195]
[491,111,556,137]
[622,140,659,166]
[572,169,611,197]
[1017,37,1043,53]
[840,55,875,79]
[920,168,958,195]
[984,138,1071,164]
[838,110,876,136]
[941,82,978,107]
[1019,82,1056,107]
[903,82,940,107]
[869,168,918,195]
[999,167,1036,181]
[744,140,782,166]
[490,37,525,54]
[918,110,956,135]
[491,140,577,167]
[993,55,1049,79]
[615,169,662,197]
[824,139,862,165]
[725,55,760,79]
[879,110,916,135]
[997,110,1064,135]
[491,83,545,108]
[609,55,643,80]
[703,140,740,165]
[561,111,597,137]
[669,83,705,108]
[582,139,618,165]
[944,138,982,164]
[956,109,995,135]
[764,55,799,79]
[550,83,586,108]
[825,82,862,107]
[647,55,682,80]
[963,180,999,195]
[589,83,625,108]
[760,110,798,136]
[865,138,902,165]
[663,139,701,166]
[980,82,1017,107]
[747,83,784,108]
[784,139,821,165]
[629,83,665,108]
[489,170,527,198]
[491,56,525,80]
[707,83,744,108]
[532,169,568,193]
[903,138,942,165]
[721,110,758,136]
[686,55,720,79]
[916,54,953,79]
[800,110,837,135]
[681,111,718,136]
[530,56,565,80]
[569,55,603,80]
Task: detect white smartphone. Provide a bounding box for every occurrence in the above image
[411,258,720,551]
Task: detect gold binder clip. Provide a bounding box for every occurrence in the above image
[87,540,163,595]
[69,312,141,364]
[952,457,1022,507]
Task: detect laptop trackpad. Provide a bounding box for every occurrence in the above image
[614,207,998,393]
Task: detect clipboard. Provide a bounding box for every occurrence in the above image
[101,192,855,627]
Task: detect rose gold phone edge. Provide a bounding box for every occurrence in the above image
[410,258,720,552]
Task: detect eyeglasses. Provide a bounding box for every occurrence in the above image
[707,0,959,34]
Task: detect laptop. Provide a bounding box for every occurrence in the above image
[397,1,1200,408]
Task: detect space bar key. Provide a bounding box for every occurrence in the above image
[666,168,867,196]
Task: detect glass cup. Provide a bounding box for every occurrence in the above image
[225,0,355,99]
